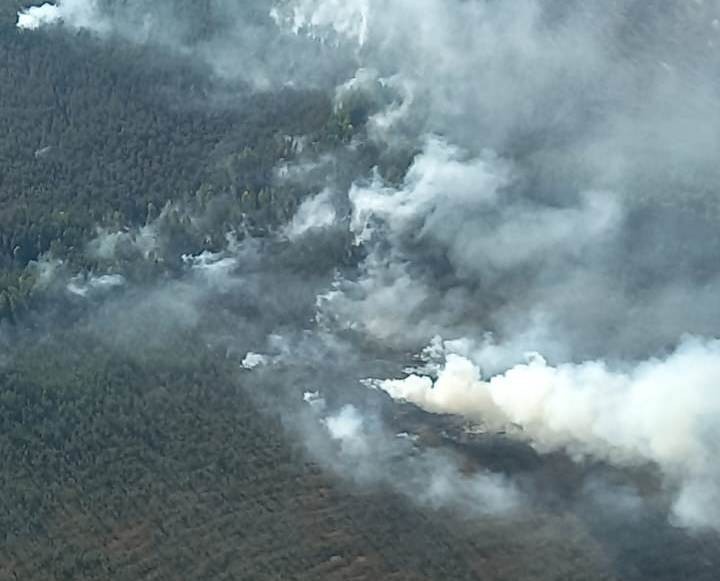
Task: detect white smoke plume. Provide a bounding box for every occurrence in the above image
[283,188,337,240]
[242,352,268,370]
[88,225,160,262]
[372,336,720,530]
[66,273,126,297]
[271,0,370,46]
[319,136,622,354]
[17,3,61,30]
[17,1,109,33]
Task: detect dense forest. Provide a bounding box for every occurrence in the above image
[0,0,364,322]
[2,2,720,580]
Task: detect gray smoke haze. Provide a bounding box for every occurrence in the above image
[17,0,720,543]
[280,0,720,533]
[293,395,521,516]
[289,0,720,361]
[30,219,524,520]
[17,0,355,89]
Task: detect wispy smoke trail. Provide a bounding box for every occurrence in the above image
[298,395,522,516]
[16,0,356,89]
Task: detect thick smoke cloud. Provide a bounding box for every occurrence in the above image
[276,0,720,532]
[372,337,720,530]
[17,0,720,540]
[292,0,720,362]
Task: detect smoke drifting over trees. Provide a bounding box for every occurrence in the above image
[5,0,720,578]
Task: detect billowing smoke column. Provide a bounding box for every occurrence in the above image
[283,0,720,532]
[19,0,720,533]
[372,337,720,530]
